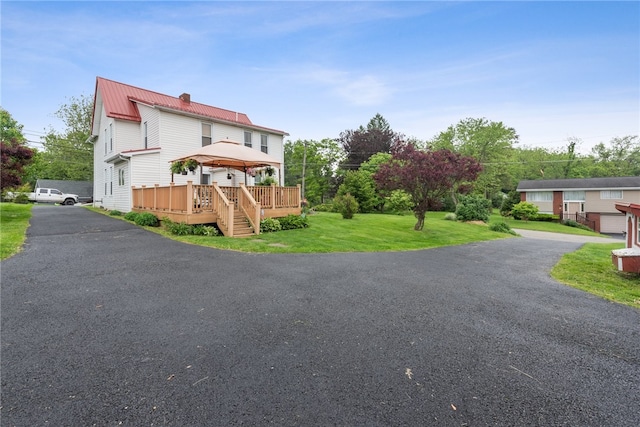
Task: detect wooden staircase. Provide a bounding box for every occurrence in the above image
[232,211,255,237]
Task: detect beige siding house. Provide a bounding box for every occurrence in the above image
[91,77,288,212]
[517,177,640,233]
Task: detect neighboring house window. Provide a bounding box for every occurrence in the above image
[601,190,623,199]
[109,123,113,152]
[563,191,585,201]
[527,191,552,202]
[244,131,252,147]
[202,123,212,146]
[261,134,268,154]
[143,122,148,149]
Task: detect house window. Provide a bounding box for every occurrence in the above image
[244,131,252,147]
[202,123,212,146]
[143,122,148,149]
[109,166,113,195]
[104,129,107,155]
[104,168,108,195]
[201,174,210,185]
[601,190,623,199]
[261,134,268,154]
[109,123,113,152]
[563,191,585,201]
[527,191,552,202]
[118,169,125,186]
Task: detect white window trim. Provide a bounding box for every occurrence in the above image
[260,134,268,154]
[244,130,252,148]
[600,190,623,199]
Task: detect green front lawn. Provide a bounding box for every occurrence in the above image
[0,203,32,259]
[145,211,513,253]
[488,211,605,236]
[551,243,639,309]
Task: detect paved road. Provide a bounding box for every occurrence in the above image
[513,228,624,244]
[2,206,639,426]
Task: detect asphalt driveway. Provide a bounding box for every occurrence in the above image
[2,206,639,426]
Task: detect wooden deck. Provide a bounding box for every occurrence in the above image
[131,181,301,237]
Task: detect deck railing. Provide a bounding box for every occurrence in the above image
[131,182,300,235]
[238,183,260,234]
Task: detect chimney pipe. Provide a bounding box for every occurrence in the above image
[179,93,191,103]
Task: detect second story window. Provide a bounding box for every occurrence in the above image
[260,134,268,154]
[109,123,113,152]
[244,131,252,148]
[143,122,148,149]
[104,129,107,155]
[202,123,212,146]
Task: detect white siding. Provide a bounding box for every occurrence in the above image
[116,121,140,153]
[138,105,160,149]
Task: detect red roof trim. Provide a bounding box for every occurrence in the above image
[615,202,640,216]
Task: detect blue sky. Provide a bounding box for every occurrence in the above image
[2,1,638,154]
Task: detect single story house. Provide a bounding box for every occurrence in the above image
[35,179,93,203]
[91,77,288,213]
[611,202,640,273]
[516,177,640,233]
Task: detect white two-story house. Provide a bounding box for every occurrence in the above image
[91,77,288,212]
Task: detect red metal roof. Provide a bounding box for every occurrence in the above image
[93,77,286,134]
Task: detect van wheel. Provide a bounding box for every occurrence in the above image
[63,199,75,205]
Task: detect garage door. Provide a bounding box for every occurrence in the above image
[600,214,626,234]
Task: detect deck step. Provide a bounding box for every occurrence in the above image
[232,213,255,237]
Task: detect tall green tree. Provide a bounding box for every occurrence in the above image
[1,108,27,144]
[589,135,639,177]
[40,94,94,180]
[429,117,518,199]
[284,138,344,205]
[338,114,400,170]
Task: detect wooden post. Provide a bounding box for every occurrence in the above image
[150,184,156,210]
[271,183,276,209]
[228,201,235,237]
[187,181,193,215]
[169,182,174,212]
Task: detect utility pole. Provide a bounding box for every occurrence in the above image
[301,141,307,200]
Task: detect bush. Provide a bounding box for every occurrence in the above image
[124,212,139,222]
[109,210,123,216]
[500,191,521,216]
[313,203,334,212]
[562,219,593,231]
[386,190,413,213]
[532,213,558,222]
[336,170,378,213]
[13,193,30,204]
[455,194,491,222]
[489,221,517,235]
[134,212,159,227]
[278,214,309,230]
[511,201,539,221]
[443,212,457,221]
[333,193,359,219]
[260,217,282,233]
[192,224,219,236]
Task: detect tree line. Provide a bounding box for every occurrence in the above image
[2,99,638,228]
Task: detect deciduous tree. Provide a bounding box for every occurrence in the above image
[40,94,93,180]
[338,114,401,170]
[374,143,482,231]
[0,109,33,191]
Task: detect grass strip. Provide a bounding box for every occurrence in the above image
[551,243,640,309]
[0,203,32,260]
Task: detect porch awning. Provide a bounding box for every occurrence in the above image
[170,139,281,172]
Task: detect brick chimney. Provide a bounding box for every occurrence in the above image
[179,93,191,103]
